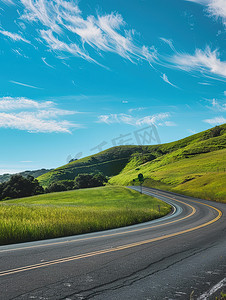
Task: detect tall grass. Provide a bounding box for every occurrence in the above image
[0,187,171,245]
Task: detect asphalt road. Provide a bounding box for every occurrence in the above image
[0,187,226,300]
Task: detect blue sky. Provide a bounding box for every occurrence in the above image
[0,0,225,174]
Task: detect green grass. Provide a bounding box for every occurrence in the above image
[109,149,226,203]
[0,186,171,245]
[215,291,226,300]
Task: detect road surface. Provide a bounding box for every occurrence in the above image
[0,187,225,300]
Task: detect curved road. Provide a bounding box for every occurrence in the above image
[0,187,226,300]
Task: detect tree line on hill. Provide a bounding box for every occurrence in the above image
[0,173,108,201]
[0,168,52,184]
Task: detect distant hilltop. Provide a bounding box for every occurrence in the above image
[0,169,52,184]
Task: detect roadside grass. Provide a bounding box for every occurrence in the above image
[215,291,226,300]
[109,149,226,203]
[0,186,171,245]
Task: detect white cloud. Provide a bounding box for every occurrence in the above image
[98,113,131,125]
[2,0,158,66]
[41,57,55,69]
[12,48,29,58]
[171,46,226,78]
[186,0,226,26]
[198,82,212,85]
[161,73,178,88]
[136,113,170,126]
[10,80,43,89]
[0,96,80,133]
[36,108,77,118]
[20,0,63,33]
[98,112,171,126]
[164,121,177,126]
[159,37,176,52]
[0,30,30,43]
[159,38,226,80]
[0,0,14,5]
[128,107,146,113]
[0,112,77,133]
[208,98,226,111]
[0,97,52,110]
[40,29,95,63]
[208,0,226,25]
[204,116,226,124]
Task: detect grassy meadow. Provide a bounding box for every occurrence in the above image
[0,186,171,245]
[109,149,226,203]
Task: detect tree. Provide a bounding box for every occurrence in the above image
[74,173,108,189]
[203,126,222,140]
[0,174,44,200]
[45,182,68,193]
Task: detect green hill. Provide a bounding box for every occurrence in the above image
[37,146,150,187]
[110,125,226,202]
[38,124,226,202]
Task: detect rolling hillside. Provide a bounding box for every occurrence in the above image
[110,125,226,202]
[38,124,226,202]
[37,145,156,187]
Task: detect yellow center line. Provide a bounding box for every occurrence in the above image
[0,194,222,277]
[0,194,195,254]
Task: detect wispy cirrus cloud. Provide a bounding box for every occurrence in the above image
[171,46,226,79]
[161,73,178,88]
[0,30,30,43]
[0,0,157,66]
[1,0,14,4]
[12,48,29,58]
[158,37,226,80]
[39,29,96,64]
[2,0,225,83]
[0,96,80,133]
[98,112,173,127]
[207,98,226,111]
[41,57,55,69]
[128,107,147,113]
[198,81,212,85]
[186,0,226,26]
[159,37,176,52]
[10,80,43,89]
[204,116,226,124]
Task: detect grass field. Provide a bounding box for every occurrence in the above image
[0,186,171,245]
[109,149,226,203]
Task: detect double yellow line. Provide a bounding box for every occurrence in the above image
[0,192,222,277]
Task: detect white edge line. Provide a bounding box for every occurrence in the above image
[198,277,226,300]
